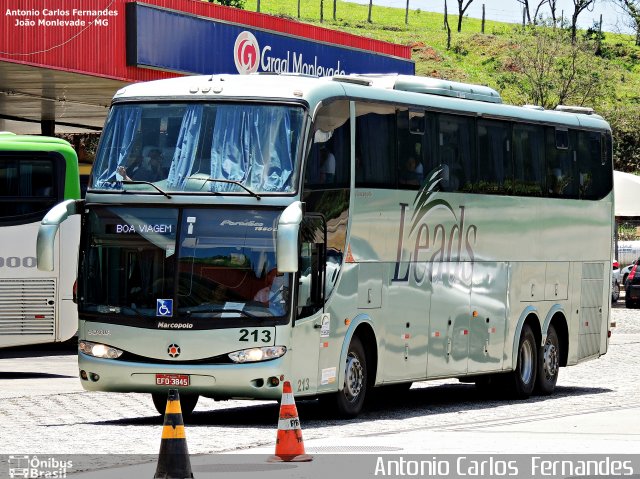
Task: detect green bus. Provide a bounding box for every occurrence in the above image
[1,132,80,348]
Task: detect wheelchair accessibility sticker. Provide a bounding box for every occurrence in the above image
[157,299,173,317]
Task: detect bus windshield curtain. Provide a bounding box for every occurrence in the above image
[166,104,203,190]
[95,106,142,186]
[209,106,295,192]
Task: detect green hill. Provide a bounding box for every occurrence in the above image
[245,0,640,172]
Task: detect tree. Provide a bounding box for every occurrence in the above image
[613,0,640,45]
[515,0,532,24]
[548,0,558,25]
[509,26,608,109]
[570,0,597,42]
[457,0,475,32]
[517,0,555,25]
[531,0,550,24]
[445,0,452,49]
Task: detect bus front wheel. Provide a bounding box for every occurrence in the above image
[505,324,537,399]
[321,336,368,418]
[152,392,199,417]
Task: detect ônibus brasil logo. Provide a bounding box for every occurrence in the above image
[234,31,260,74]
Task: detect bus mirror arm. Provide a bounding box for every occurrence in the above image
[37,199,85,271]
[276,201,304,273]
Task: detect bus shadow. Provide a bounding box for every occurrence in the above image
[0,371,76,380]
[0,339,77,359]
[87,382,611,429]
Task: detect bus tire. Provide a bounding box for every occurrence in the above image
[505,324,537,399]
[321,336,368,418]
[152,392,199,417]
[535,324,560,395]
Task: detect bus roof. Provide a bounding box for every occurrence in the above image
[111,73,611,131]
[0,133,81,200]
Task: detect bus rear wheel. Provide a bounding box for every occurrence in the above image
[152,392,199,417]
[535,325,560,395]
[505,324,537,399]
[321,336,368,418]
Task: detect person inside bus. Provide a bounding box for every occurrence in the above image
[318,145,336,184]
[254,268,286,315]
[400,156,424,186]
[117,149,167,182]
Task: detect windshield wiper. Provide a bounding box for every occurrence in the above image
[186,176,261,200]
[120,180,172,199]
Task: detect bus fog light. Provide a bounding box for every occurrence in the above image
[228,346,287,363]
[79,340,123,359]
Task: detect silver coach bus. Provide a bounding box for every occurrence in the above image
[37,74,613,417]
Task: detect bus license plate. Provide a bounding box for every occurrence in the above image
[155,374,190,387]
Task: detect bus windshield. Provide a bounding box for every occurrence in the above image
[80,206,290,321]
[91,102,305,194]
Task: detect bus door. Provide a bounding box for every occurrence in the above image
[468,262,508,373]
[290,215,326,396]
[427,262,472,378]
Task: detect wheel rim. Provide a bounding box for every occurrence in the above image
[344,352,364,402]
[542,339,559,381]
[519,339,534,384]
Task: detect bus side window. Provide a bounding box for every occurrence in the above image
[546,127,576,198]
[306,100,350,189]
[437,113,476,192]
[397,108,431,189]
[513,124,545,196]
[355,103,397,188]
[297,216,326,319]
[577,130,612,200]
[476,119,512,194]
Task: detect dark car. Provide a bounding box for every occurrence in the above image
[622,257,640,286]
[625,263,640,308]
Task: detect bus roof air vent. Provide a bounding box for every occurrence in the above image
[332,75,373,86]
[392,76,502,104]
[523,104,545,111]
[554,105,595,115]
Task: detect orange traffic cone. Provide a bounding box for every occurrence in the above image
[154,389,194,479]
[268,381,312,462]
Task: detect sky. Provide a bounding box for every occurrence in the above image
[345,0,633,34]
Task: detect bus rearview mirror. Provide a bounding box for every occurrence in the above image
[276,201,304,273]
[37,199,84,271]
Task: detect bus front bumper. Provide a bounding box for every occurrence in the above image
[78,352,288,400]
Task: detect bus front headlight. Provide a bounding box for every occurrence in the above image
[228,346,287,363]
[79,340,123,359]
